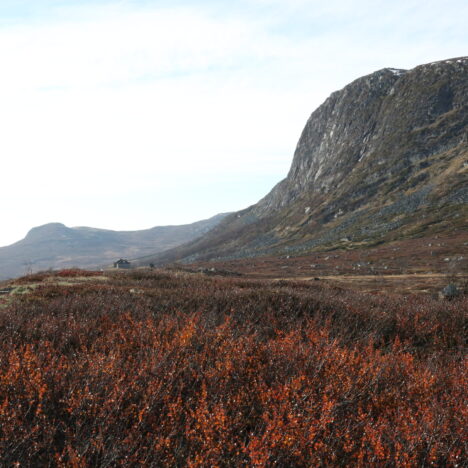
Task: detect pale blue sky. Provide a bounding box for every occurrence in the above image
[0,0,466,246]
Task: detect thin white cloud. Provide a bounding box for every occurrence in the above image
[0,0,466,246]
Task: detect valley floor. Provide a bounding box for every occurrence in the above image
[183,233,467,295]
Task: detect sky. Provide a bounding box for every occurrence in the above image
[0,0,466,247]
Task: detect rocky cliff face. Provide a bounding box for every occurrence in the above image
[256,58,466,215]
[138,57,468,266]
[256,68,406,213]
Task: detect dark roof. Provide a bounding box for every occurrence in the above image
[115,259,130,264]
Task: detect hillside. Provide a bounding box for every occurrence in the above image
[140,57,467,267]
[0,214,227,280]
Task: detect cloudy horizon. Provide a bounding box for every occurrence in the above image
[1,0,466,247]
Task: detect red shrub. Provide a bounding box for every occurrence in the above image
[0,273,466,466]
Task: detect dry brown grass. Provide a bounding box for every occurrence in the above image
[186,232,467,295]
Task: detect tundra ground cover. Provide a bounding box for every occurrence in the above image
[0,269,466,466]
[183,232,467,295]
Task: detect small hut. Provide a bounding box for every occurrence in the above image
[114,259,131,269]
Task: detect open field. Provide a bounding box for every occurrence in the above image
[0,268,466,466]
[275,273,461,295]
[182,233,467,295]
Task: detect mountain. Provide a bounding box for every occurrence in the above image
[0,214,228,280]
[137,57,467,266]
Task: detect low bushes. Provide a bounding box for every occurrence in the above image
[0,271,466,466]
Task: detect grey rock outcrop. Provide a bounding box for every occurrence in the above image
[137,58,468,266]
[440,283,460,300]
[256,58,467,216]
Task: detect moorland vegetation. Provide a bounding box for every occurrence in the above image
[0,269,466,466]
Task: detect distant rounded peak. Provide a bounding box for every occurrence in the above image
[25,222,70,239]
[29,222,67,231]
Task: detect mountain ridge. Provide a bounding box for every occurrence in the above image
[136,57,467,267]
[0,214,228,279]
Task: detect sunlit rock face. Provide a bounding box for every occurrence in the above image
[138,58,468,265]
[255,57,467,216]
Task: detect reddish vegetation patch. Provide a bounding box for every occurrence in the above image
[0,270,466,466]
[56,269,103,278]
[14,269,102,284]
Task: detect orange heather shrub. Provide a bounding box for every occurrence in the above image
[0,270,466,466]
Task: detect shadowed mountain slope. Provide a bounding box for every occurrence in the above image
[0,214,228,279]
[138,57,467,267]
